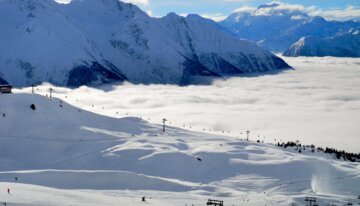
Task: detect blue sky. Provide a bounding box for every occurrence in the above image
[55,0,360,21]
[133,0,359,21]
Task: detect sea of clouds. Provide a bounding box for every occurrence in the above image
[20,56,360,153]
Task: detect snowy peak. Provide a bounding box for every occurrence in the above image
[283,28,360,57]
[220,2,360,52]
[229,2,310,19]
[254,2,309,18]
[66,0,148,18]
[257,2,280,9]
[0,0,290,87]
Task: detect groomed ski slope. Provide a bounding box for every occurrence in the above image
[0,92,359,205]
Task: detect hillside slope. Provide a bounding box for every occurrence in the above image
[0,92,359,205]
[0,0,290,87]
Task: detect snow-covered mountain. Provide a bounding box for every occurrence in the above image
[220,2,360,52]
[0,0,289,87]
[0,76,8,84]
[0,92,359,205]
[284,29,360,57]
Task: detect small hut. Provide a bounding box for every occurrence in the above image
[0,85,12,94]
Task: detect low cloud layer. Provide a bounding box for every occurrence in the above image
[19,57,360,153]
[122,0,149,6]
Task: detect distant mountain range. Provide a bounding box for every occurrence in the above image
[0,0,289,87]
[284,29,360,57]
[221,2,360,55]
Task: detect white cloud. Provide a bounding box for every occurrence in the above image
[179,13,188,17]
[146,10,153,16]
[233,6,256,13]
[25,57,360,153]
[54,0,72,4]
[234,1,360,21]
[272,2,305,11]
[308,6,360,21]
[122,0,149,6]
[200,13,227,22]
[291,15,306,20]
[178,13,227,22]
[252,2,306,16]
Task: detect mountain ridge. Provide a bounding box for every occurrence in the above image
[220,2,360,52]
[284,29,360,57]
[0,0,290,87]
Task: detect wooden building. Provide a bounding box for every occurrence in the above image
[0,85,12,94]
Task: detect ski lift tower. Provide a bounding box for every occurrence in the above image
[49,88,53,98]
[305,197,317,206]
[162,118,167,132]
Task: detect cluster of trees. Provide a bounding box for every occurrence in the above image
[322,147,360,162]
[276,141,360,162]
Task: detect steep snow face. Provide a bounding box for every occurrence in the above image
[221,2,360,52]
[0,0,290,87]
[0,0,127,87]
[284,29,360,57]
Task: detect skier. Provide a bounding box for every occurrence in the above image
[7,188,10,194]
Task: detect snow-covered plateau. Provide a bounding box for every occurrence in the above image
[1,57,359,206]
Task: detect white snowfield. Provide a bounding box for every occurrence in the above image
[0,93,359,205]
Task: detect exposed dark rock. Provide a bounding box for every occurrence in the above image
[67,62,127,87]
[199,53,243,75]
[181,55,220,85]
